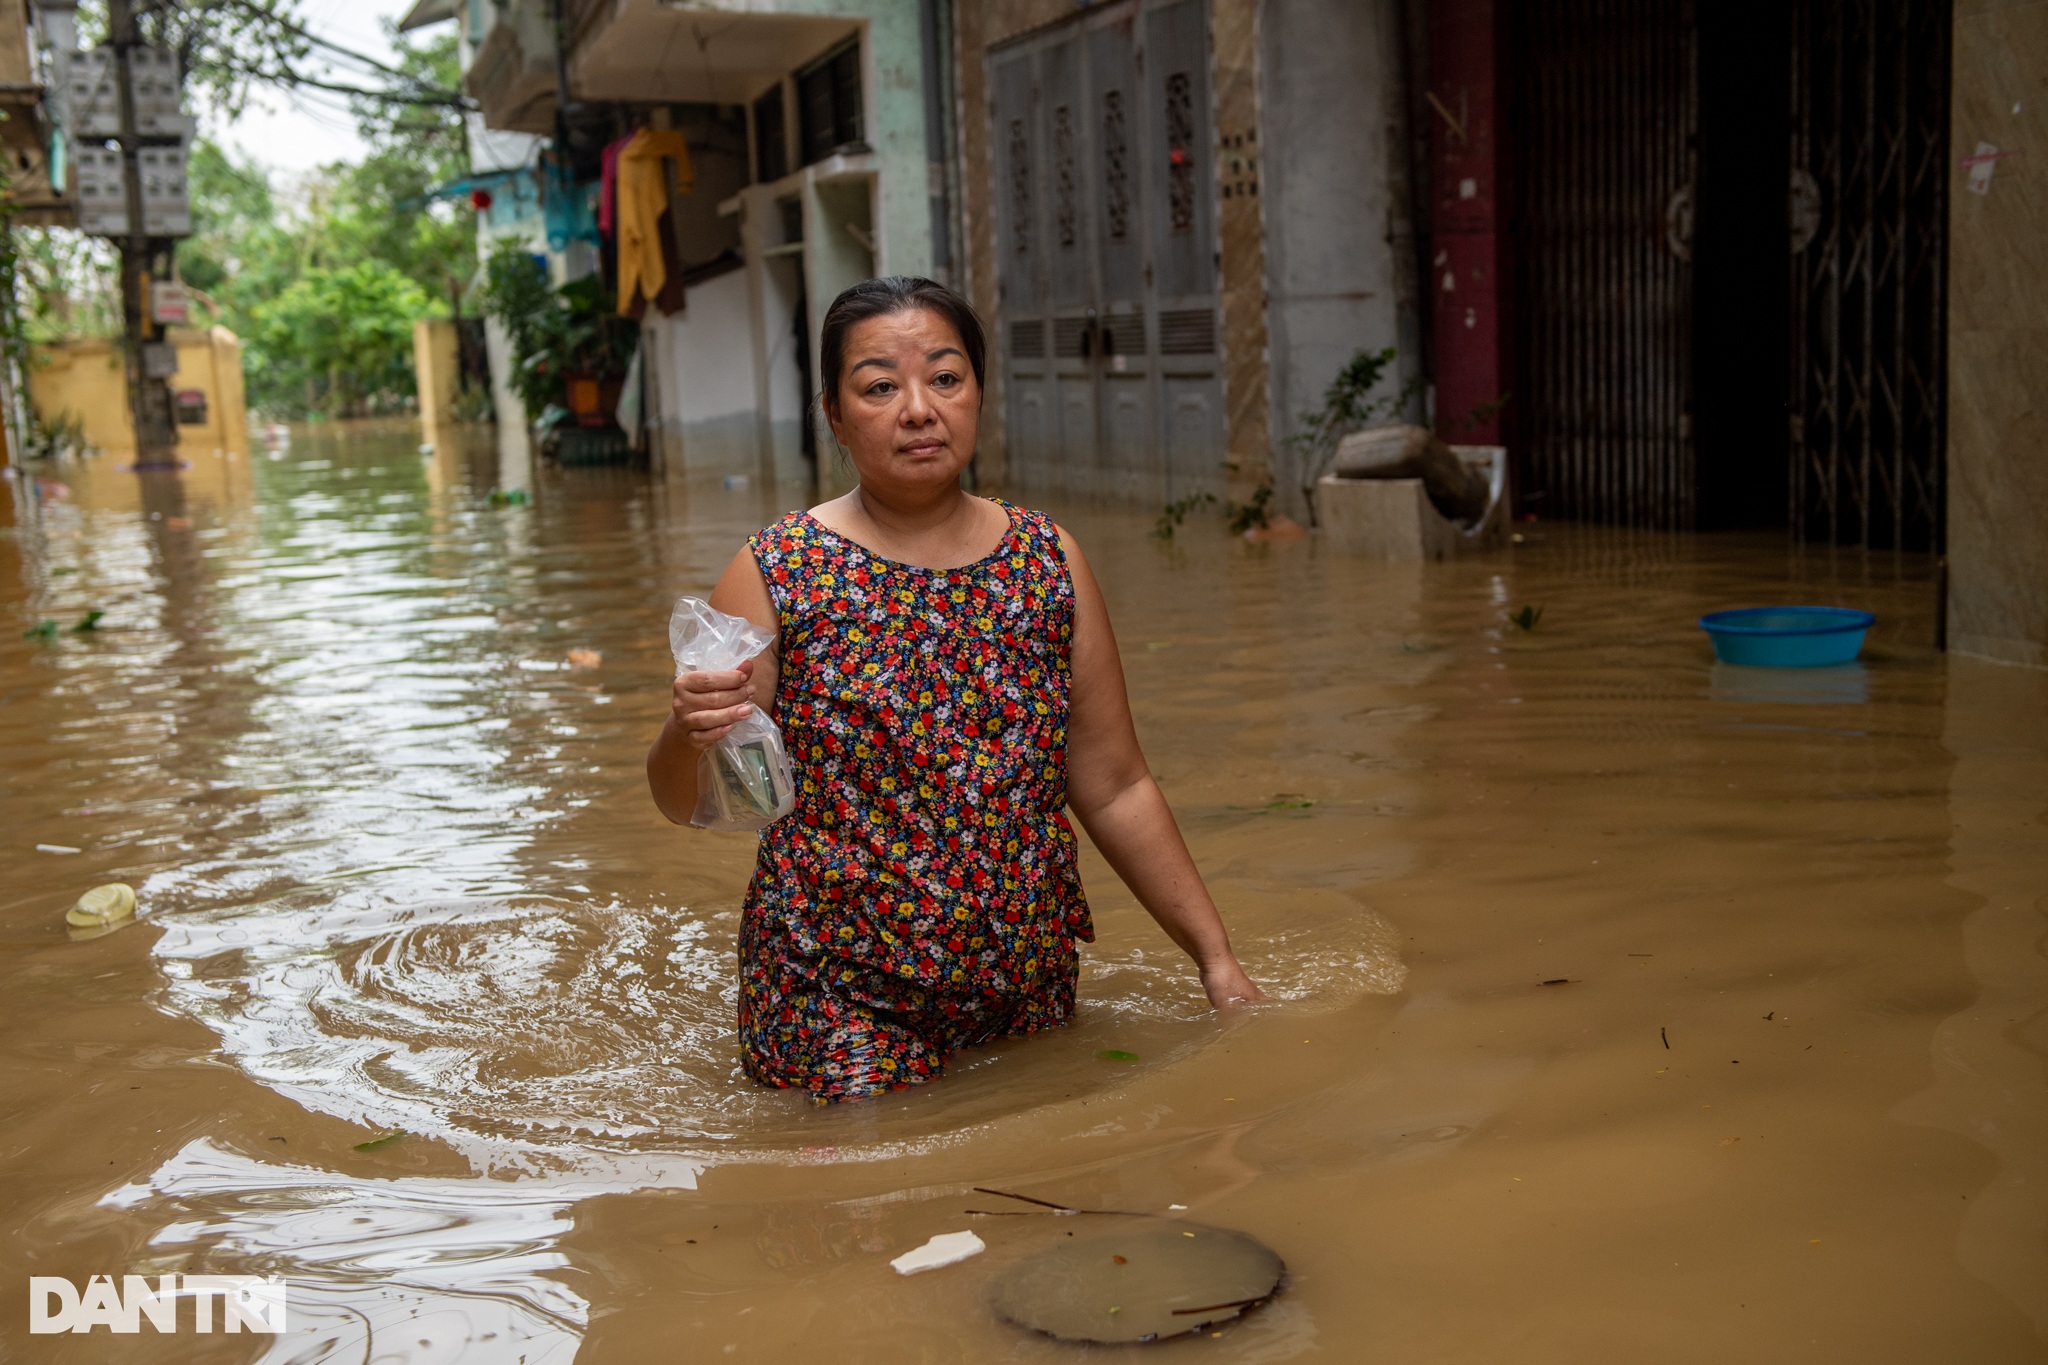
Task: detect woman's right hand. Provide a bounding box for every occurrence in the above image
[671,658,757,750]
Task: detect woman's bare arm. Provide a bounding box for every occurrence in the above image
[646,547,781,825]
[1057,529,1264,1008]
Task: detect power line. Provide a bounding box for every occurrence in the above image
[214,60,472,108]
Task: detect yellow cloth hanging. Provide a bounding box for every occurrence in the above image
[615,128,694,316]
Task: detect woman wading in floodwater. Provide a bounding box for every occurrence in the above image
[647,276,1263,1101]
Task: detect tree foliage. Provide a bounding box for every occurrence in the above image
[252,259,429,415]
[167,21,476,418]
[73,0,467,117]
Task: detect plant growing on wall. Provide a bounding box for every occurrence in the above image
[477,241,638,422]
[1284,346,1426,523]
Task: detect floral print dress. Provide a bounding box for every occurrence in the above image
[737,501,1093,1100]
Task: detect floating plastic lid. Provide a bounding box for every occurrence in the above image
[65,883,137,928]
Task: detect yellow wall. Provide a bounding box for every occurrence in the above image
[26,326,250,456]
[413,317,461,448]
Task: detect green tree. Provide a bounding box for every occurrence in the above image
[168,20,476,418]
[73,1,468,118]
[252,260,430,417]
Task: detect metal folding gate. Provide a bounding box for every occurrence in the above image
[1788,0,1952,552]
[1511,0,1699,529]
[988,0,1226,503]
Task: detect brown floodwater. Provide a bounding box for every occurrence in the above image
[2,422,2044,1362]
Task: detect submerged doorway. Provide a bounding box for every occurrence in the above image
[1509,0,1951,548]
[988,0,1227,503]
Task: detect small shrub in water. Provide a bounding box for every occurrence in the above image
[1152,491,1215,541]
[1226,484,1274,535]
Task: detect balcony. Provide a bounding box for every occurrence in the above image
[464,0,561,134]
[567,0,856,105]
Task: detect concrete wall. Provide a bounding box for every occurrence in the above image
[1946,0,2048,668]
[1259,0,1422,516]
[644,266,767,481]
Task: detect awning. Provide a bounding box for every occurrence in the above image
[403,165,535,210]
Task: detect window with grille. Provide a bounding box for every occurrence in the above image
[1102,90,1130,240]
[1008,117,1032,255]
[1165,72,1195,233]
[1010,319,1046,358]
[797,40,863,167]
[1054,105,1077,248]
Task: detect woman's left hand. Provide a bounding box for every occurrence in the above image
[1200,956,1267,1010]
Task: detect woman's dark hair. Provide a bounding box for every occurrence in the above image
[817,276,987,414]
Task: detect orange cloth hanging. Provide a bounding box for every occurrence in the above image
[614,129,694,317]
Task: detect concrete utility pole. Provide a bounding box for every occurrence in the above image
[107,0,178,466]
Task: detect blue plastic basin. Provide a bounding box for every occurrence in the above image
[1698,607,1874,667]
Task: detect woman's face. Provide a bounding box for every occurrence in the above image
[825,307,980,499]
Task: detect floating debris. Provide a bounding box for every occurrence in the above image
[353,1132,407,1152]
[1097,1049,1140,1063]
[1509,605,1544,631]
[65,883,136,928]
[890,1230,985,1275]
[22,620,58,642]
[565,648,602,670]
[72,610,105,633]
[991,1220,1284,1344]
[965,1187,1085,1217]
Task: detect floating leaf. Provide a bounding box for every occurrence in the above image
[1509,605,1544,631]
[72,610,105,633]
[1096,1049,1140,1063]
[23,620,58,641]
[353,1132,406,1152]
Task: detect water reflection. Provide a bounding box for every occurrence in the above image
[1708,660,1870,705]
[107,1137,692,1364]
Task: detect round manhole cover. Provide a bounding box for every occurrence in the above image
[991,1220,1284,1344]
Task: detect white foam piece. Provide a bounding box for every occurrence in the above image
[890,1230,987,1276]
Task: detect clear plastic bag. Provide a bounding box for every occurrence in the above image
[668,596,796,832]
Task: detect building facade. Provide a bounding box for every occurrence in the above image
[954,0,1425,517]
[435,0,953,492]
